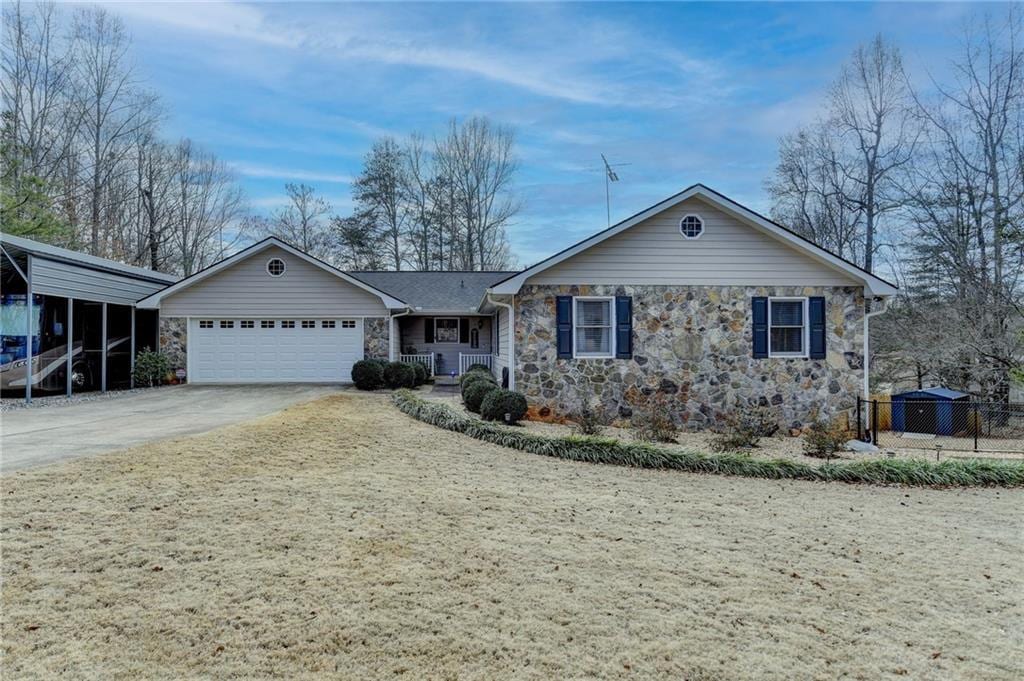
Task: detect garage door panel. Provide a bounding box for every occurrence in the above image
[188,318,362,384]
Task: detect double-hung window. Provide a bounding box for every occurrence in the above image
[768,298,808,357]
[574,297,614,358]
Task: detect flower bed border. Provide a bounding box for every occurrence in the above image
[392,390,1024,488]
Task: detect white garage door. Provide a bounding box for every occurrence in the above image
[188,318,363,384]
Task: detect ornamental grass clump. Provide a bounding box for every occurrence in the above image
[463,381,500,413]
[390,390,1024,488]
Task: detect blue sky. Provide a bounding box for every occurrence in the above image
[108,1,986,266]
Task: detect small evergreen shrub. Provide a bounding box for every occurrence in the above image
[466,363,491,373]
[480,389,529,424]
[133,349,170,387]
[460,371,496,398]
[409,361,428,386]
[464,380,500,413]
[384,361,417,389]
[351,359,385,390]
[803,420,851,459]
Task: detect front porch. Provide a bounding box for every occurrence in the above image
[395,314,496,376]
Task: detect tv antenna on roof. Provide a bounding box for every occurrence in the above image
[595,154,631,227]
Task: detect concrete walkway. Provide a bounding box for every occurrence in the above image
[1,384,342,473]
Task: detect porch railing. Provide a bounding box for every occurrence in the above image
[459,353,492,375]
[399,353,434,376]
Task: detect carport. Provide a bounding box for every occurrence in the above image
[1,234,178,403]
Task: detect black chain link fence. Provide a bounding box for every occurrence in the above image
[857,397,1024,455]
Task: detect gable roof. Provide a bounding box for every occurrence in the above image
[489,184,899,296]
[350,271,516,312]
[136,237,408,309]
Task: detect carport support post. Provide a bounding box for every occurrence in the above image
[130,306,135,389]
[101,302,107,392]
[871,399,879,445]
[25,255,33,404]
[66,298,74,397]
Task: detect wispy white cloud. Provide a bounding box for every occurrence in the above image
[115,1,300,47]
[231,161,352,184]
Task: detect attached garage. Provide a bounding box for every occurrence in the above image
[136,238,407,384]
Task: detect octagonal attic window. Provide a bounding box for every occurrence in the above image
[266,257,286,277]
[680,214,704,239]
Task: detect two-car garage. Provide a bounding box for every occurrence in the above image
[135,238,408,384]
[187,317,363,383]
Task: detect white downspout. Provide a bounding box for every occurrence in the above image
[486,292,514,391]
[863,294,889,430]
[389,308,413,362]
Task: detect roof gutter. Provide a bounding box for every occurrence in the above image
[389,307,414,361]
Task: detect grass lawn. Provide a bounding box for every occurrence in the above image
[2,393,1021,679]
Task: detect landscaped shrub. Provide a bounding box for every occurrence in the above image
[384,361,417,389]
[132,349,170,387]
[409,361,428,386]
[573,404,606,436]
[710,404,781,452]
[463,380,500,413]
[480,389,528,424]
[459,370,496,399]
[802,420,851,459]
[466,363,491,373]
[630,395,679,443]
[390,391,1024,488]
[352,359,385,390]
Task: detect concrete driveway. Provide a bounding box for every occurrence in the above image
[1,385,342,473]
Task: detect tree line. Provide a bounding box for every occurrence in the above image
[2,2,520,275]
[253,118,519,272]
[764,11,1024,401]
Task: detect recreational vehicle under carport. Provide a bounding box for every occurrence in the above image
[0,234,178,402]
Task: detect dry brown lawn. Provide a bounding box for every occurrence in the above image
[2,393,1022,680]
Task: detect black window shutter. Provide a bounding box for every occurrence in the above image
[752,297,768,358]
[424,317,434,343]
[556,296,573,359]
[459,318,470,344]
[809,297,826,359]
[615,296,632,359]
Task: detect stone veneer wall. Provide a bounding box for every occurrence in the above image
[159,316,187,373]
[363,317,390,361]
[514,284,865,430]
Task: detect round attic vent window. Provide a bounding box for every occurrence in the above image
[266,258,286,277]
[679,214,704,239]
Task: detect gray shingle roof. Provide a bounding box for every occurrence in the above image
[349,271,517,312]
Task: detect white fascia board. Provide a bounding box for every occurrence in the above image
[136,237,409,309]
[490,185,899,297]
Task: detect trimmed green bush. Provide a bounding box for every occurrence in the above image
[459,370,496,399]
[391,391,1024,488]
[351,359,385,390]
[133,349,170,387]
[480,389,528,424]
[384,361,417,389]
[463,380,500,413]
[466,363,492,373]
[410,361,428,386]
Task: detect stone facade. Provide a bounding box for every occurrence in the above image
[363,317,390,361]
[514,284,864,430]
[159,316,187,374]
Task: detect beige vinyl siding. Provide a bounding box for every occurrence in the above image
[526,198,860,287]
[398,317,493,373]
[160,246,388,317]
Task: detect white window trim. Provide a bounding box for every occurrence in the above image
[266,257,286,277]
[572,296,616,359]
[767,296,809,358]
[433,317,460,344]
[679,213,704,240]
